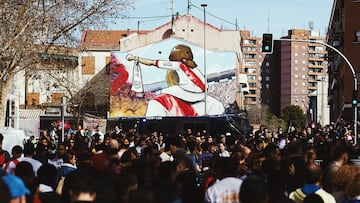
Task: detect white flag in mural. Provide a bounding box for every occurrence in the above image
[131,61,144,97]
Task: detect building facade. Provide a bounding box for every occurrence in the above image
[327,0,360,122]
[262,29,329,124]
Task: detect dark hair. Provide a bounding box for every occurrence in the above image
[37,163,57,187]
[303,193,324,203]
[63,152,75,163]
[23,142,35,156]
[240,175,269,203]
[11,145,23,155]
[304,164,322,184]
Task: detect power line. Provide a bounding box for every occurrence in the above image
[190,4,237,28]
[122,4,238,30]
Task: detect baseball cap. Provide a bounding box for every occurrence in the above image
[2,174,30,198]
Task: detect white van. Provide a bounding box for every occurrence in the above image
[0,128,27,153]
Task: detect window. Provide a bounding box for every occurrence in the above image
[82,56,95,75]
[355,31,360,42]
[248,76,256,81]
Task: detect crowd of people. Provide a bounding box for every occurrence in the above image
[0,120,360,203]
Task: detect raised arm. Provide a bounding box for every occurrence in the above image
[126,54,156,66]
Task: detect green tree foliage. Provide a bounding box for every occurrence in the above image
[282,105,307,131]
[260,107,286,132]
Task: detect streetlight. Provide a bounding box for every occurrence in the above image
[201,3,207,115]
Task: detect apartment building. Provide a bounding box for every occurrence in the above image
[327,0,360,122]
[262,29,328,124]
[240,31,264,119]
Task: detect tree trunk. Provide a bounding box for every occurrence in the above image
[0,77,13,129]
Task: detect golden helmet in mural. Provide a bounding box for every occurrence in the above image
[168,44,197,68]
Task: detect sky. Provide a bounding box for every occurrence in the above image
[113,0,334,39]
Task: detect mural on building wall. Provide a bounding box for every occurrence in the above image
[110,39,238,118]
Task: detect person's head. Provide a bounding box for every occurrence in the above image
[248,152,266,174]
[303,193,324,203]
[56,143,67,157]
[63,152,77,166]
[345,172,360,199]
[106,138,120,156]
[40,137,48,147]
[37,163,58,188]
[239,175,269,203]
[166,136,182,154]
[332,144,348,164]
[219,142,226,152]
[23,142,35,157]
[263,143,281,161]
[304,163,322,185]
[1,174,30,201]
[62,169,97,203]
[11,145,22,158]
[333,164,359,191]
[213,157,237,179]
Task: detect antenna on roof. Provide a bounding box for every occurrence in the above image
[168,0,174,29]
[267,12,270,33]
[187,0,191,13]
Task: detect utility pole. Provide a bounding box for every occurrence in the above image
[201,3,207,115]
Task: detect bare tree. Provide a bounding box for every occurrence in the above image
[0,0,133,127]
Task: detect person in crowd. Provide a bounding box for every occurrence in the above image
[218,142,230,157]
[0,133,10,169]
[159,143,174,162]
[204,157,242,203]
[323,143,349,193]
[19,142,43,176]
[152,161,180,203]
[4,145,22,174]
[331,164,359,203]
[343,172,360,203]
[167,136,197,175]
[48,142,67,169]
[61,167,97,203]
[1,174,30,203]
[56,151,77,184]
[15,161,39,203]
[289,163,336,203]
[303,193,325,203]
[239,174,269,203]
[198,142,214,172]
[37,163,61,203]
[282,140,306,194]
